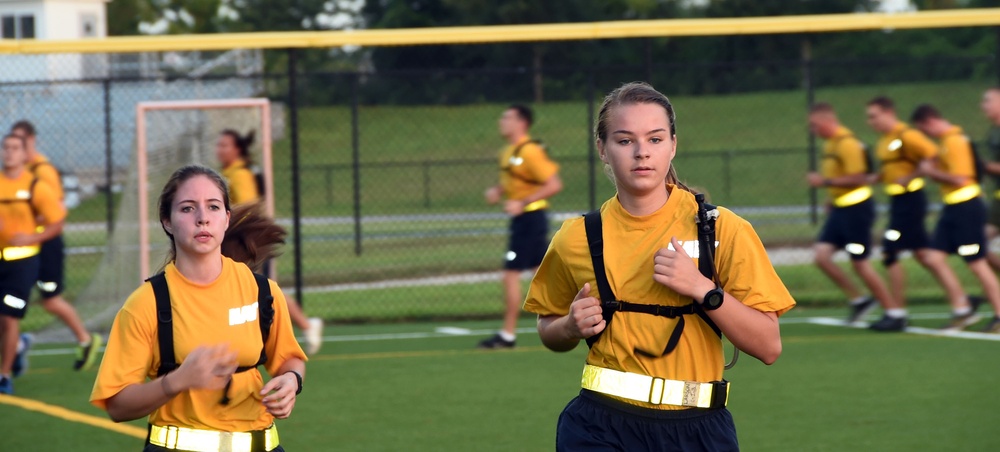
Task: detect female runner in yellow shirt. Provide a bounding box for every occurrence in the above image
[524,82,795,451]
[91,165,306,452]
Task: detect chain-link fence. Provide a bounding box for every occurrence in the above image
[3,45,996,334]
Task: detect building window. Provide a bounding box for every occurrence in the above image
[19,15,34,39]
[1,15,14,39]
[0,14,35,39]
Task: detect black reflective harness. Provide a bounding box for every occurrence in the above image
[583,193,723,356]
[501,140,547,186]
[149,271,274,405]
[0,177,40,218]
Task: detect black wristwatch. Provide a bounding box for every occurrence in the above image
[286,370,303,395]
[702,287,725,311]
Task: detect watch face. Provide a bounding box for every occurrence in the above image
[705,290,724,309]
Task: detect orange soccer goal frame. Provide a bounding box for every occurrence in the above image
[135,98,273,280]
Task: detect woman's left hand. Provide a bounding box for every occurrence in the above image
[653,236,714,300]
[260,372,298,419]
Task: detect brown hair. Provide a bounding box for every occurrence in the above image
[910,103,942,124]
[158,165,284,270]
[221,202,287,272]
[220,129,256,164]
[10,120,36,137]
[594,81,691,193]
[867,96,895,111]
[507,104,534,127]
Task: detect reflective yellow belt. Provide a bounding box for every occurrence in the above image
[0,245,40,261]
[885,177,925,195]
[148,424,279,452]
[581,364,729,409]
[523,199,548,212]
[943,184,982,205]
[833,186,873,207]
[993,189,1000,200]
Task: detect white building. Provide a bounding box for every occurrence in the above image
[0,0,109,81]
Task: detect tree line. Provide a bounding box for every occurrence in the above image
[106,0,998,103]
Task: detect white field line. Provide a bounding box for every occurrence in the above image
[804,315,1000,341]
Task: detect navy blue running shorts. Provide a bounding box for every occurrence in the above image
[36,234,65,298]
[556,389,739,452]
[818,198,876,260]
[931,197,988,262]
[0,255,40,319]
[882,190,930,256]
[504,209,549,271]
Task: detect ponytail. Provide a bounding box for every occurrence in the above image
[221,129,256,164]
[221,202,286,272]
[666,164,694,194]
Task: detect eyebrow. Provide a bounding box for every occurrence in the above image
[177,198,224,205]
[612,128,668,135]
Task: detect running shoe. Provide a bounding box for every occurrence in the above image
[868,315,907,332]
[74,333,103,371]
[846,296,877,324]
[477,334,515,349]
[0,376,12,395]
[305,317,323,356]
[981,317,1000,334]
[941,312,982,331]
[12,333,33,378]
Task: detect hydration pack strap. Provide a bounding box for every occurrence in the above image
[150,271,275,404]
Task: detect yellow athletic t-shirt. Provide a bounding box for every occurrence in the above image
[222,158,260,205]
[498,136,559,208]
[0,170,65,247]
[524,187,795,409]
[27,153,64,200]
[876,122,937,185]
[934,126,978,198]
[821,126,870,200]
[90,257,307,431]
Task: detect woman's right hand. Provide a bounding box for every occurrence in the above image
[566,283,605,339]
[174,344,239,391]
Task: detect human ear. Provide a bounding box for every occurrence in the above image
[597,139,608,163]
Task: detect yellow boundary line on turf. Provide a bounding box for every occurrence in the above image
[0,9,998,54]
[0,394,146,438]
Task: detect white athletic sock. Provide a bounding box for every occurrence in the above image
[885,308,908,318]
[15,337,24,354]
[499,330,516,342]
[953,306,972,316]
[850,296,869,305]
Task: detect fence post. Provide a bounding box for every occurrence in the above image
[352,72,362,256]
[288,48,304,302]
[802,36,818,226]
[103,78,113,233]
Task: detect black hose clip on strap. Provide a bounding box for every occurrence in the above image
[583,195,722,352]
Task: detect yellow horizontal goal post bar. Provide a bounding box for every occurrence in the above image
[1,8,999,55]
